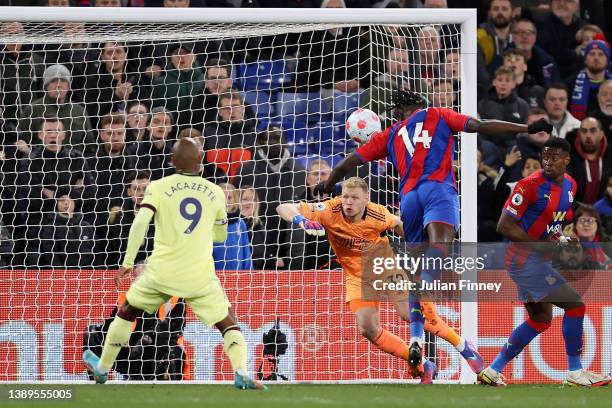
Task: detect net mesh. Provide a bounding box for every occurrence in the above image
[0,19,468,382]
[5,22,357,43]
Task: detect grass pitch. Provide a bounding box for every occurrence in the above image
[1,384,611,408]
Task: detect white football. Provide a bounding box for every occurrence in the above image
[346,108,381,145]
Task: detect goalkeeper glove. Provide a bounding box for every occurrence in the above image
[527,118,553,135]
[292,215,325,236]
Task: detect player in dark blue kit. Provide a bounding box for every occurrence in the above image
[316,90,552,378]
[479,138,611,387]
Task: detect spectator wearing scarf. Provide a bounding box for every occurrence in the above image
[569,40,612,120]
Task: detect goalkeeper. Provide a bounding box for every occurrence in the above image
[277,177,482,383]
[83,138,266,390]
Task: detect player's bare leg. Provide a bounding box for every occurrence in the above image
[354,304,436,383]
[83,300,143,384]
[215,308,267,390]
[406,223,459,372]
[480,302,550,387]
[422,222,484,371]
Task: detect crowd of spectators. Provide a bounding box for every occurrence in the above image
[0,0,611,271]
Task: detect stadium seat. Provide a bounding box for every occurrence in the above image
[242,90,272,119]
[276,92,332,124]
[311,121,351,156]
[330,90,365,123]
[237,60,294,92]
[282,125,310,156]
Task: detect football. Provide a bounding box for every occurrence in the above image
[346,108,381,144]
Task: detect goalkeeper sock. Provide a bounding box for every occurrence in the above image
[372,329,410,361]
[491,319,549,373]
[98,316,134,373]
[421,301,461,348]
[408,296,425,341]
[223,328,248,373]
[562,305,585,371]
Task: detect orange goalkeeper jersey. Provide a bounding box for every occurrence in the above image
[300,197,396,302]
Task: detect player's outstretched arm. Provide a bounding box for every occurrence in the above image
[276,203,302,222]
[465,118,551,137]
[276,203,325,236]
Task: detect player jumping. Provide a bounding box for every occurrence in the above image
[479,138,611,387]
[83,138,266,390]
[278,176,479,383]
[314,90,553,374]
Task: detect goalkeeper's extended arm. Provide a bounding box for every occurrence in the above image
[276,203,325,236]
[121,207,154,269]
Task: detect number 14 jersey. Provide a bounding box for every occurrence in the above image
[355,107,471,198]
[140,173,227,291]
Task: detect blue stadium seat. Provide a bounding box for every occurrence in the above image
[311,121,351,156]
[330,90,365,123]
[237,60,294,92]
[276,92,332,124]
[242,90,272,119]
[281,125,310,156]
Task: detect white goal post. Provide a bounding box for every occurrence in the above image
[0,6,478,384]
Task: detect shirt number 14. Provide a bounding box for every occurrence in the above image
[399,122,432,157]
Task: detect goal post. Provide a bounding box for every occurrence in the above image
[0,6,478,384]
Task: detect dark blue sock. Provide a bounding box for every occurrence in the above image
[409,296,424,340]
[491,319,549,373]
[563,306,585,371]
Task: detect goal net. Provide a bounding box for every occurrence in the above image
[0,7,479,383]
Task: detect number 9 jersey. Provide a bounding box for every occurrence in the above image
[354,107,472,242]
[139,173,227,294]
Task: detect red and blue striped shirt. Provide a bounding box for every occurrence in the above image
[355,107,471,197]
[503,170,577,240]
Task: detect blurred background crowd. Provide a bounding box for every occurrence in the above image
[0,0,610,271]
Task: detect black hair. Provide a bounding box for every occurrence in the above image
[544,83,569,98]
[127,169,151,185]
[386,89,427,111]
[543,137,571,154]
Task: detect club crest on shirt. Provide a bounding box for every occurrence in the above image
[315,203,326,212]
[511,193,523,206]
